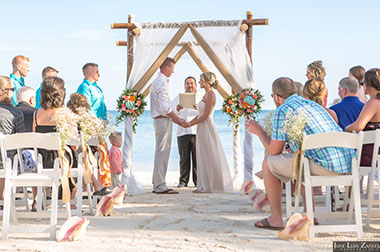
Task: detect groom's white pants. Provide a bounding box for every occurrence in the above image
[152,118,172,192]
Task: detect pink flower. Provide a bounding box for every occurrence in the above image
[136,100,141,106]
[247,109,251,113]
[245,90,249,94]
[122,95,128,101]
[250,105,254,108]
[133,92,137,97]
[241,94,246,99]
[253,94,258,99]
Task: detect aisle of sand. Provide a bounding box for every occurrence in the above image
[1,171,379,252]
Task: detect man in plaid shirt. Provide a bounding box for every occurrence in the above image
[247,77,355,230]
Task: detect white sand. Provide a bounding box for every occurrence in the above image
[1,171,379,252]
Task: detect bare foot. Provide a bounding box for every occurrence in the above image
[255,170,263,179]
[192,189,205,193]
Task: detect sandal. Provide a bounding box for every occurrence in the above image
[93,187,112,196]
[155,189,179,194]
[254,218,283,231]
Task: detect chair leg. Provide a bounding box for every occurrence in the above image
[2,180,11,240]
[10,186,17,225]
[23,186,30,212]
[50,182,58,240]
[87,184,94,215]
[285,182,292,218]
[304,179,314,238]
[365,172,375,229]
[352,178,363,238]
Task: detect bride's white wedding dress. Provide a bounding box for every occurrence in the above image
[196,101,233,192]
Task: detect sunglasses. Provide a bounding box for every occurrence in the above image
[271,93,282,98]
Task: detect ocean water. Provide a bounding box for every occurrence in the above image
[108,110,272,177]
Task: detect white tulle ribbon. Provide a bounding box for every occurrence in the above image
[121,116,146,195]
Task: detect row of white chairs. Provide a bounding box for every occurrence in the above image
[0,132,102,240]
[285,130,380,238]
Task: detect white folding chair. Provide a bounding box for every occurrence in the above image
[1,132,68,240]
[296,131,364,238]
[358,129,380,229]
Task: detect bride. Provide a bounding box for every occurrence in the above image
[182,72,233,193]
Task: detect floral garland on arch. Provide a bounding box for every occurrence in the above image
[116,89,147,133]
[222,88,264,135]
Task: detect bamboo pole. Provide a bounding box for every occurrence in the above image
[131,24,189,93]
[189,25,242,93]
[242,18,268,26]
[112,18,267,30]
[127,15,135,83]
[116,41,127,46]
[111,23,137,29]
[185,43,230,99]
[246,11,253,63]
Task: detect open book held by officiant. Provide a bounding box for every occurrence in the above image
[179,93,196,109]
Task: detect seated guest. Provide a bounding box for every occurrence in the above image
[293,81,304,96]
[303,78,338,122]
[349,65,367,104]
[0,76,25,203]
[67,93,111,196]
[346,68,380,167]
[247,77,355,230]
[330,77,364,130]
[306,60,326,81]
[16,86,37,132]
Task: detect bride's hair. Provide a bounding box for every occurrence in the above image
[200,72,219,89]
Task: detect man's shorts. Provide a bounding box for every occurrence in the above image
[267,153,340,183]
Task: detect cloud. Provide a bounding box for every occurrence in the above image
[66,28,112,41]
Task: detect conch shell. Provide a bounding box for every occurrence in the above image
[95,185,125,216]
[110,184,125,206]
[250,189,270,213]
[57,216,89,242]
[278,213,312,240]
[240,181,255,194]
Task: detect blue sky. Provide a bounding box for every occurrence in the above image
[1,0,379,110]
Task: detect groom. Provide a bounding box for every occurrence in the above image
[150,57,184,194]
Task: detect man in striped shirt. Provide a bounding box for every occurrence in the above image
[247,77,355,230]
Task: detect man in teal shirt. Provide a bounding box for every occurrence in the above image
[9,55,30,106]
[77,63,107,120]
[35,66,59,109]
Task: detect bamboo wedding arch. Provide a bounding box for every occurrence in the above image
[111,11,268,193]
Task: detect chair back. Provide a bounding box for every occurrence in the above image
[302,131,364,162]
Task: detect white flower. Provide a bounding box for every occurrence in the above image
[282,108,309,148]
[52,108,80,150]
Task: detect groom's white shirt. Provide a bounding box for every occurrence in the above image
[150,72,172,118]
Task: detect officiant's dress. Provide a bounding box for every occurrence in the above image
[196,101,233,192]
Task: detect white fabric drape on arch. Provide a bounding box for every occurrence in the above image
[123,21,256,192]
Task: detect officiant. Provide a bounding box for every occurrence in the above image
[171,76,201,188]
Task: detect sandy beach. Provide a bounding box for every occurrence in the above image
[1,171,379,252]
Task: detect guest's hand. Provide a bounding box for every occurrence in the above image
[177,104,183,112]
[246,120,264,136]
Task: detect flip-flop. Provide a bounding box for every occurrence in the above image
[254,218,283,231]
[156,189,179,194]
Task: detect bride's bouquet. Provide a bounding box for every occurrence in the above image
[116,89,147,133]
[222,88,264,135]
